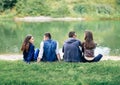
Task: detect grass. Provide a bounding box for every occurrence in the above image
[0,60,120,85]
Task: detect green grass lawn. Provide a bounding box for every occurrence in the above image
[0,60,120,85]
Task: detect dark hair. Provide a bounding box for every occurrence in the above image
[21,35,32,52]
[68,31,76,38]
[83,31,96,49]
[44,32,51,39]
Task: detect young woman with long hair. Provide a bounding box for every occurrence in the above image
[21,35,39,63]
[82,31,103,62]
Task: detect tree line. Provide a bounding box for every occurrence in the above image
[0,0,120,17]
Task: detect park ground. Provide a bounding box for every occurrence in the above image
[0,54,120,61]
[0,56,120,85]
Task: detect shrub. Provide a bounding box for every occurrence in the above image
[50,3,70,17]
[73,4,89,14]
[0,0,17,12]
[15,0,50,16]
[116,0,120,5]
[96,4,113,15]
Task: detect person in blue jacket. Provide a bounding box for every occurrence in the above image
[62,31,83,62]
[21,35,39,63]
[37,32,61,62]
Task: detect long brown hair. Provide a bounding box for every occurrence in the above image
[83,31,96,49]
[21,35,32,52]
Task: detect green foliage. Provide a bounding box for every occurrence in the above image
[0,60,120,85]
[0,0,17,12]
[50,0,70,17]
[15,0,50,16]
[15,0,70,17]
[50,2,70,17]
[73,3,114,16]
[116,0,120,5]
[96,4,114,15]
[73,4,90,14]
[0,0,120,19]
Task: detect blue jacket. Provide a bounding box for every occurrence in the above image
[62,38,82,62]
[41,39,58,62]
[23,43,34,62]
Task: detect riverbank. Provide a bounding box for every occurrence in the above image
[0,54,120,61]
[14,16,85,22]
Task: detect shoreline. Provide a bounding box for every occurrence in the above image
[14,16,85,22]
[0,16,119,22]
[0,54,120,61]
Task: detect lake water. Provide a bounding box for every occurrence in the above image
[0,20,120,56]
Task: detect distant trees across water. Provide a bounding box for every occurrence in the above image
[0,0,120,17]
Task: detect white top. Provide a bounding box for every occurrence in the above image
[84,56,94,61]
[38,41,59,58]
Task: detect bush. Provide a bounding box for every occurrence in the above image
[73,3,114,16]
[73,4,89,14]
[50,2,70,17]
[0,0,17,12]
[0,0,120,18]
[96,4,113,15]
[116,0,120,5]
[15,0,50,16]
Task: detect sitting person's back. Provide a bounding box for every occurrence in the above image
[42,39,57,61]
[37,33,61,62]
[62,31,82,62]
[82,42,96,61]
[82,30,103,62]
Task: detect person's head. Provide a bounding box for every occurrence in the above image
[68,31,77,38]
[21,35,34,51]
[84,30,93,42]
[44,32,51,40]
[84,30,95,49]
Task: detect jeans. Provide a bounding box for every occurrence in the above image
[34,48,39,61]
[82,54,103,62]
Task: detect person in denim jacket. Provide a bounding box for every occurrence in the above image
[21,35,39,63]
[37,33,61,62]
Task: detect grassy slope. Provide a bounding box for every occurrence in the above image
[0,60,120,85]
[0,0,120,20]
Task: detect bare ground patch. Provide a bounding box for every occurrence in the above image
[0,54,120,61]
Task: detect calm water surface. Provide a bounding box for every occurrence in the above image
[0,20,120,56]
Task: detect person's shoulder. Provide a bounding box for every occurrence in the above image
[52,39,57,43]
[41,41,44,43]
[94,42,97,47]
[94,42,97,45]
[76,39,82,43]
[82,42,85,45]
[29,43,34,48]
[50,39,57,45]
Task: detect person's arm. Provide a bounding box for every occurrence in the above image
[27,44,34,63]
[81,42,84,53]
[79,40,84,52]
[62,46,64,53]
[56,42,61,61]
[37,41,44,63]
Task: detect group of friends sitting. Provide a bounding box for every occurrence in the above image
[21,31,103,63]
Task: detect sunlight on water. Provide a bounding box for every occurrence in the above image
[94,47,110,56]
[59,47,110,59]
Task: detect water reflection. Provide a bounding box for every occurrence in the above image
[94,47,110,56]
[0,20,120,56]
